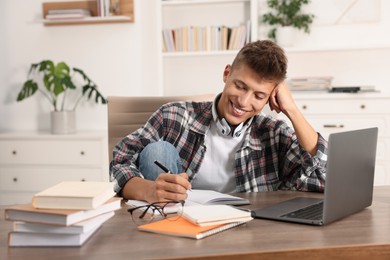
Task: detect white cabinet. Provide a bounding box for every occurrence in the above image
[156,0,259,96]
[274,92,390,186]
[0,131,109,205]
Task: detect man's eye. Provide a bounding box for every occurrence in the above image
[255,94,266,100]
[235,82,244,89]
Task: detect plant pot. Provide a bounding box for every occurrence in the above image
[276,26,295,47]
[50,111,76,135]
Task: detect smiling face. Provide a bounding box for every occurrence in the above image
[217,63,277,126]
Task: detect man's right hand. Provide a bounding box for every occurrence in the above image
[122,173,191,203]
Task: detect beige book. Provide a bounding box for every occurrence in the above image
[32,181,116,210]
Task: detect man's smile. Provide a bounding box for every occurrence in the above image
[231,101,249,117]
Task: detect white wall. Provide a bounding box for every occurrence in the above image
[0,0,159,132]
[258,0,390,90]
[1,0,390,133]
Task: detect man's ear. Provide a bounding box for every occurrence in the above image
[223,64,231,83]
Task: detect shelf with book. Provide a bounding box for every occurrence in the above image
[42,0,134,26]
[157,0,258,95]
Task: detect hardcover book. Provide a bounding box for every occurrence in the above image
[5,197,122,226]
[13,211,115,234]
[8,224,101,247]
[32,181,116,210]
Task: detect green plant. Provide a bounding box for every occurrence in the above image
[262,0,314,40]
[17,60,107,111]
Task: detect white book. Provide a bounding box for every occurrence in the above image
[12,211,114,234]
[8,222,101,247]
[5,197,121,226]
[45,13,91,20]
[47,9,91,15]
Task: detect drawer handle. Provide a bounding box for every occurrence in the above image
[302,105,307,110]
[323,124,345,128]
[12,150,17,155]
[80,151,85,156]
[81,178,86,182]
[13,177,18,182]
[360,104,366,109]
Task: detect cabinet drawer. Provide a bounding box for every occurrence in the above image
[305,116,387,137]
[295,99,386,115]
[0,140,101,166]
[0,191,34,205]
[0,167,103,192]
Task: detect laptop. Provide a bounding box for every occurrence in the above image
[253,127,378,225]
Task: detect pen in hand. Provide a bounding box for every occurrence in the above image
[154,160,171,173]
[154,160,192,191]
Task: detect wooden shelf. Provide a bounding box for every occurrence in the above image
[42,0,134,26]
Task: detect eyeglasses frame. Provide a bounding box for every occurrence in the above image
[127,200,185,223]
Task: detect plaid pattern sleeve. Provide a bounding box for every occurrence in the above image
[275,122,328,192]
[234,115,328,193]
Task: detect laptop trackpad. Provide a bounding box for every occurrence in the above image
[253,197,323,219]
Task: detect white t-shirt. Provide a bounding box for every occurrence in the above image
[191,120,247,193]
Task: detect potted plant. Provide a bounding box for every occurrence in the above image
[17,60,107,134]
[261,0,314,46]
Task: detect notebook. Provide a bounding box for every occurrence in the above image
[126,189,250,214]
[138,216,248,239]
[253,127,378,226]
[182,205,253,227]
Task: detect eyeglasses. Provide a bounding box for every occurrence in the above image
[127,200,185,226]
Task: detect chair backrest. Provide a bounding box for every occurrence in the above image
[107,94,214,163]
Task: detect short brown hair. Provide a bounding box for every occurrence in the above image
[231,40,287,83]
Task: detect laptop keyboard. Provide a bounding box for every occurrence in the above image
[281,202,324,220]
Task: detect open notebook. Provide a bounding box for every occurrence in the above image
[126,189,250,213]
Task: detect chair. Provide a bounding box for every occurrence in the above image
[107,94,214,162]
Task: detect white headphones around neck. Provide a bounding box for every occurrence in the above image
[215,117,244,137]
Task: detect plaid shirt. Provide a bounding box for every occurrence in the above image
[110,100,328,194]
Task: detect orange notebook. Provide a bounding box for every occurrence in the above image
[138,216,247,239]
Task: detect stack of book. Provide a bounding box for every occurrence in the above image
[287,76,334,91]
[5,181,121,247]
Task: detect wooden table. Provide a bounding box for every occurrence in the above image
[1,187,390,260]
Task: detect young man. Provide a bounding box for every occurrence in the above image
[110,40,328,203]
